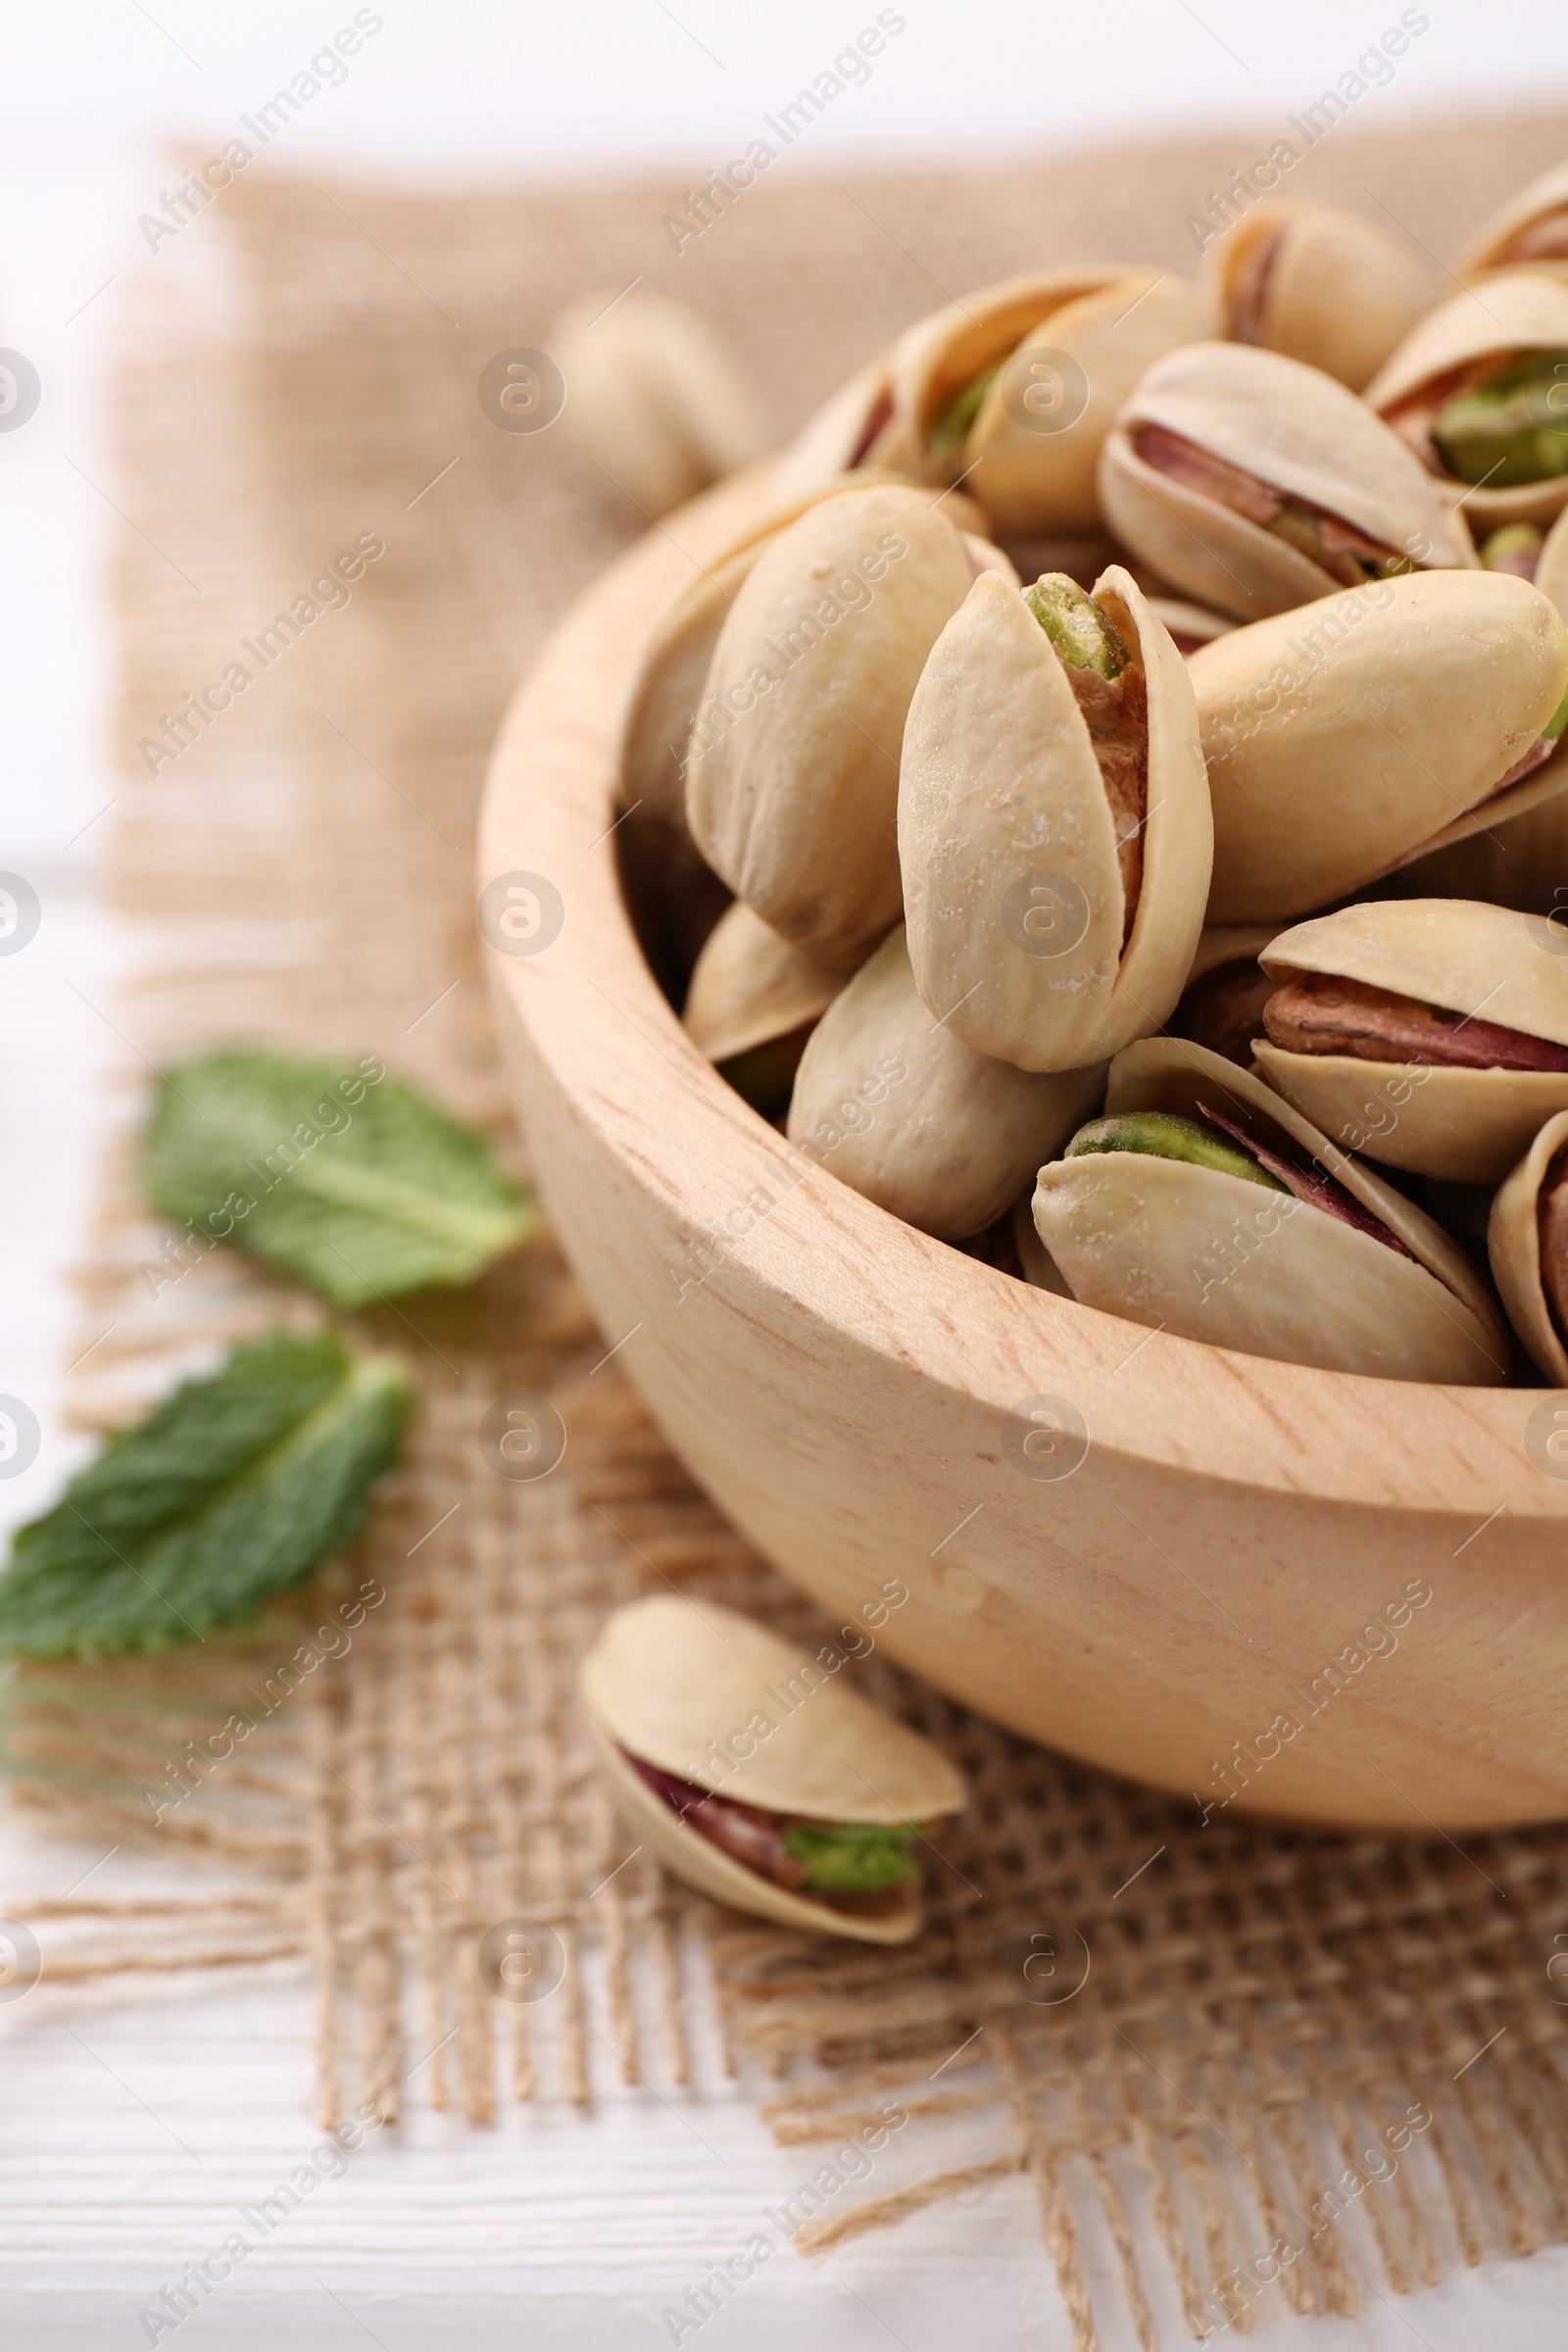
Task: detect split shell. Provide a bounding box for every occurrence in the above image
[1455,161,1568,278]
[1188,568,1568,922]
[613,471,986,831]
[1253,899,1568,1184]
[552,290,763,521]
[1366,270,1568,528]
[685,485,982,966]
[786,926,1106,1241]
[580,1595,966,1944]
[1488,1107,1568,1384]
[899,564,1211,1073]
[771,354,919,498]
[683,900,848,1064]
[1032,1037,1508,1385]
[1203,200,1434,391]
[1098,341,1476,622]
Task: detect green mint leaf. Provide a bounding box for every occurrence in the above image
[0,1331,413,1659]
[782,1820,921,1892]
[142,1050,535,1307]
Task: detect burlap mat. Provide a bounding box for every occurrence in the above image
[10,117,1568,2348]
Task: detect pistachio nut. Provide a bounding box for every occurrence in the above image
[1168,923,1281,1068]
[1456,160,1568,278]
[1203,199,1434,392]
[1252,899,1568,1184]
[580,1595,965,1943]
[685,486,996,966]
[615,472,988,832]
[785,926,1105,1240]
[1145,595,1237,657]
[553,290,763,521]
[772,353,920,497]
[883,267,1206,532]
[684,900,849,1120]
[900,565,1210,1073]
[1189,568,1568,921]
[1099,342,1476,622]
[1032,1036,1508,1383]
[1488,1107,1568,1384]
[1010,1191,1072,1296]
[1366,270,1568,528]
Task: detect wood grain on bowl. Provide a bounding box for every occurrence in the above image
[481,465,1568,1834]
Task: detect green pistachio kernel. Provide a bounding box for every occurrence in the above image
[1023,572,1130,679]
[1064,1110,1289,1190]
[928,360,1002,459]
[1434,350,1568,487]
[782,1820,921,1892]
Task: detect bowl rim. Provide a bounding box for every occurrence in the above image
[479,463,1568,1533]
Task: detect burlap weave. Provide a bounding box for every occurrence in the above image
[9,115,1568,2347]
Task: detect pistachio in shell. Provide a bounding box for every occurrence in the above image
[552,290,763,522]
[1032,1036,1508,1384]
[579,1595,965,1943]
[1456,160,1568,278]
[684,486,986,967]
[1204,199,1434,392]
[899,565,1211,1075]
[904,268,1207,534]
[1366,270,1568,528]
[1253,899,1568,1184]
[785,926,1105,1241]
[684,900,849,1121]
[1190,568,1568,922]
[1098,341,1476,623]
[771,353,916,499]
[1488,1107,1568,1385]
[1145,595,1237,658]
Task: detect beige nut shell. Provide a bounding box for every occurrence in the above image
[899,565,1211,1073]
[1489,1107,1568,1384]
[685,486,978,966]
[1098,341,1475,622]
[683,900,848,1063]
[1253,899,1568,1183]
[1189,568,1568,921]
[1456,162,1568,278]
[787,926,1106,1240]
[1366,270,1568,528]
[580,1595,966,1944]
[1032,1037,1507,1384]
[1205,201,1434,391]
[552,290,763,521]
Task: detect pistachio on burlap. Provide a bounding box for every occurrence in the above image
[581,1595,965,1943]
[899,566,1210,1074]
[1456,160,1568,277]
[684,899,849,1121]
[1032,1037,1508,1384]
[786,926,1105,1240]
[1203,199,1434,391]
[1489,1107,1568,1384]
[553,290,763,520]
[1098,341,1475,621]
[1367,270,1568,529]
[614,472,990,831]
[685,486,1004,966]
[1252,899,1568,1184]
[1189,568,1568,921]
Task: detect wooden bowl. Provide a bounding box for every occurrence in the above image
[481,468,1568,1834]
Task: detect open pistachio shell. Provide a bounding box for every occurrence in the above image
[1366,270,1568,528]
[1456,162,1568,278]
[1488,1107,1568,1384]
[552,290,763,521]
[685,486,982,967]
[786,926,1105,1240]
[900,565,1211,1073]
[770,353,928,499]
[1253,899,1568,1183]
[1204,201,1434,391]
[1145,595,1237,656]
[1033,1037,1508,1384]
[1098,342,1476,622]
[683,900,848,1064]
[1189,569,1568,920]
[1010,1192,1072,1296]
[581,1595,965,1944]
